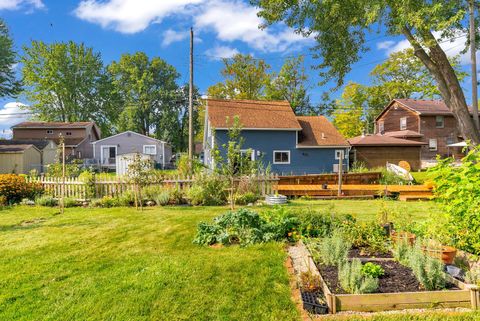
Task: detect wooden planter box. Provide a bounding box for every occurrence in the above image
[299,242,480,314]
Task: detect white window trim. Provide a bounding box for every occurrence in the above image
[240,149,255,161]
[429,139,438,151]
[273,150,290,164]
[143,144,157,155]
[400,117,407,130]
[435,116,445,128]
[100,145,117,164]
[335,149,347,160]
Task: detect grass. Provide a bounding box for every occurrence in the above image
[411,171,432,184]
[0,200,477,321]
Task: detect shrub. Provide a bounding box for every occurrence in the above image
[292,206,342,238]
[92,196,119,208]
[339,259,379,294]
[361,262,385,278]
[187,173,227,206]
[310,232,351,266]
[47,160,82,178]
[466,268,480,286]
[0,174,43,204]
[193,208,298,246]
[170,187,186,205]
[392,239,410,265]
[379,168,408,185]
[0,195,7,206]
[176,153,204,176]
[406,243,445,290]
[63,197,78,208]
[154,190,171,206]
[262,207,300,242]
[428,147,480,254]
[339,218,389,254]
[117,190,135,207]
[36,195,58,207]
[235,192,260,205]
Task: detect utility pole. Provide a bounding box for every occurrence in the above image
[470,0,480,130]
[188,27,194,164]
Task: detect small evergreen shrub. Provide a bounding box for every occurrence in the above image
[154,190,171,206]
[314,233,351,266]
[339,259,379,294]
[361,262,385,278]
[407,244,445,290]
[392,239,410,265]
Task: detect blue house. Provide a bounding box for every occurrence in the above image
[203,99,350,175]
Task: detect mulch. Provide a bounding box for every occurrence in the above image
[318,260,459,294]
[348,247,393,259]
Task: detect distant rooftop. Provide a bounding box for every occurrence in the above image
[348,134,427,146]
[296,116,348,147]
[12,121,95,129]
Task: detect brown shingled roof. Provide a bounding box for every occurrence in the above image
[297,116,349,147]
[207,99,302,130]
[0,139,55,150]
[348,135,427,146]
[383,130,424,138]
[12,121,95,129]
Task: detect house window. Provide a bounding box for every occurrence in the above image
[143,145,157,155]
[335,150,347,160]
[429,139,438,151]
[66,131,72,136]
[378,121,384,134]
[446,136,455,145]
[240,149,255,161]
[273,150,290,164]
[46,130,53,134]
[400,117,407,130]
[101,146,117,164]
[435,116,444,128]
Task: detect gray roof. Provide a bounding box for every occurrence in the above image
[0,139,54,150]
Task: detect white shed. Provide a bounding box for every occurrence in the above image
[116,153,154,176]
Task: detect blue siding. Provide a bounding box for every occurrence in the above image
[214,130,348,175]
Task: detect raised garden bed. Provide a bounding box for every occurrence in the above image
[295,241,479,314]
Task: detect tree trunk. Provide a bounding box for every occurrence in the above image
[403,27,480,145]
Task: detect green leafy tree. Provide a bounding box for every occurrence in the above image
[124,153,154,211]
[21,41,118,135]
[254,0,480,144]
[265,56,312,114]
[0,19,21,97]
[208,54,270,100]
[333,83,367,138]
[108,52,180,137]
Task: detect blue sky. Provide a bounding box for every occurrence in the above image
[0,0,475,137]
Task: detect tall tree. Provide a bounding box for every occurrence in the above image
[333,83,367,138]
[265,55,312,114]
[0,19,21,97]
[21,41,117,135]
[254,0,480,144]
[208,53,270,100]
[108,52,179,137]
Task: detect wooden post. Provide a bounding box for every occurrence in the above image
[338,150,343,197]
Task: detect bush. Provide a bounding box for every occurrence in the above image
[155,190,171,206]
[311,233,351,266]
[300,271,321,292]
[235,192,260,205]
[36,195,58,207]
[361,262,385,278]
[293,206,342,238]
[187,173,227,206]
[91,196,120,208]
[193,208,299,246]
[176,153,204,176]
[47,160,82,178]
[63,197,78,208]
[117,190,135,206]
[339,259,379,294]
[0,195,7,206]
[170,187,186,205]
[0,174,43,204]
[392,239,410,265]
[428,147,480,254]
[339,218,389,254]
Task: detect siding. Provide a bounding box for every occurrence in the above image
[352,146,422,171]
[214,130,348,175]
[377,102,419,133]
[0,153,23,173]
[419,115,460,160]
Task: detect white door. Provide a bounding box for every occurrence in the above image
[101,146,117,165]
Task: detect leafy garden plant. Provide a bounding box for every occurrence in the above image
[339,218,389,255]
[361,262,385,278]
[339,259,379,294]
[311,232,351,267]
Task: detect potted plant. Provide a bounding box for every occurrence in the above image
[421,240,457,265]
[391,231,416,246]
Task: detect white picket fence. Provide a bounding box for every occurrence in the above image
[27,174,279,200]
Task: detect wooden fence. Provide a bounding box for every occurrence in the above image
[28,174,279,200]
[278,172,382,185]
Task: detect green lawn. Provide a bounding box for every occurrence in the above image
[0,200,477,321]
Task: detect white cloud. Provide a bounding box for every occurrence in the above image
[0,102,30,138]
[74,0,203,34]
[205,45,239,60]
[0,0,44,11]
[161,29,189,47]
[377,32,472,64]
[74,0,310,53]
